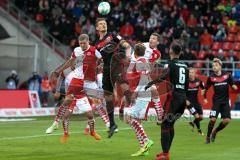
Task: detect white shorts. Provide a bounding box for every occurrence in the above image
[84,80,104,99]
[125,99,149,119]
[70,96,92,114]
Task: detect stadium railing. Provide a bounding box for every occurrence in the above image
[159,59,240,79]
[0,1,71,59]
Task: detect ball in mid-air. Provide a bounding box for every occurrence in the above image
[98,2,111,15]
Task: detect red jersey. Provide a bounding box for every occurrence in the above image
[82,46,102,81]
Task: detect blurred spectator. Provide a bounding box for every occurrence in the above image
[39,0,49,11]
[81,19,96,41]
[214,24,226,41]
[5,70,19,90]
[187,14,198,28]
[51,3,62,19]
[180,4,190,23]
[28,72,42,99]
[49,19,62,41]
[189,31,200,51]
[41,72,51,107]
[120,22,134,38]
[180,30,190,48]
[147,13,158,30]
[200,29,213,50]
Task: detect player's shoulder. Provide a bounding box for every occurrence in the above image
[136,57,147,63]
[89,45,96,52]
[170,59,188,67]
[143,42,149,48]
[73,47,83,54]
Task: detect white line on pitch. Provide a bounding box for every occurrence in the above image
[0,127,132,141]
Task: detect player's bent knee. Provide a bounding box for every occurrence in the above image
[64,94,74,104]
[210,118,217,123]
[195,114,200,119]
[223,118,231,124]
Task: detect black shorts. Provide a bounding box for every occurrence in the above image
[163,92,187,122]
[188,103,203,115]
[209,101,231,119]
[102,73,114,93]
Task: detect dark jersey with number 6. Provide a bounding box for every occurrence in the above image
[166,58,189,93]
[159,58,189,116]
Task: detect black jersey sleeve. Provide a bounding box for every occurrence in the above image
[228,73,234,86]
[204,76,212,98]
[205,76,212,90]
[147,67,170,86]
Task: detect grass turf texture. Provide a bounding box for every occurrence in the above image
[0,116,239,160]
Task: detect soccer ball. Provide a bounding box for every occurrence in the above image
[98,2,111,15]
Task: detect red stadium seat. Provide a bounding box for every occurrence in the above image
[233,42,240,51]
[191,50,198,57]
[235,34,240,42]
[222,42,233,50]
[198,50,207,59]
[212,42,222,50]
[194,62,204,68]
[222,51,229,57]
[225,34,235,42]
[211,50,218,56]
[228,25,238,33]
[232,51,239,58]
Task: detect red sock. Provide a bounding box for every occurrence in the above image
[62,118,69,135]
[153,99,163,121]
[96,105,110,127]
[88,119,95,133]
[55,105,66,123]
[129,119,148,148]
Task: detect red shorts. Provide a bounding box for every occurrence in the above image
[66,78,85,99]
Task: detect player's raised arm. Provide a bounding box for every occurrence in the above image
[145,67,170,90]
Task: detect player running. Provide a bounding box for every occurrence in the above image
[203,58,238,144]
[125,43,154,157]
[187,67,205,135]
[145,40,189,160]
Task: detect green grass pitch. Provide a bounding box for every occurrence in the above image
[0,116,239,160]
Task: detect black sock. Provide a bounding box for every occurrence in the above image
[161,122,171,153]
[169,126,175,149]
[194,118,200,130]
[106,100,115,127]
[207,121,215,137]
[215,122,227,133]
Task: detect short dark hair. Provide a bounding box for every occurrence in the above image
[170,40,182,55]
[96,18,106,26]
[134,43,146,57]
[151,32,161,41]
